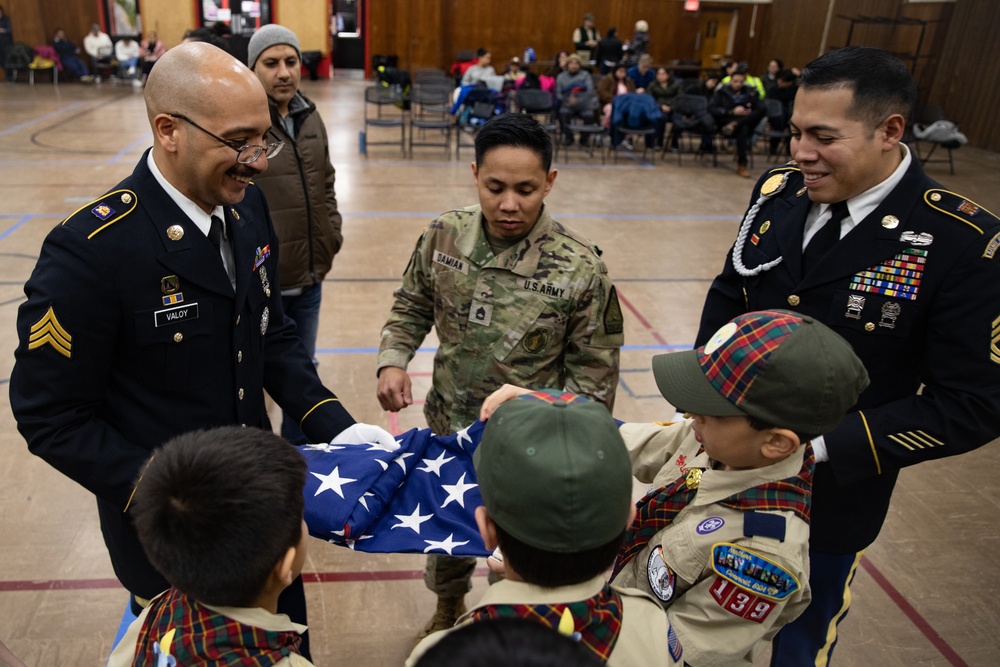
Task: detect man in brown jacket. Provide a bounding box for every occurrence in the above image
[249,25,344,444]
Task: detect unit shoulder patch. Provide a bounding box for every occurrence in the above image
[924,189,999,235]
[62,189,138,239]
[603,285,624,335]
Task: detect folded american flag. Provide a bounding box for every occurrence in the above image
[299,421,491,557]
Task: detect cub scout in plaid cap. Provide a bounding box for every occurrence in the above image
[408,390,684,667]
[479,310,868,665]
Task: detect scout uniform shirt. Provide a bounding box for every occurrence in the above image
[611,421,811,666]
[378,205,623,434]
[405,575,683,667]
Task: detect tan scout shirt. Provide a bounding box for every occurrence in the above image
[406,575,683,667]
[378,206,623,434]
[612,421,811,667]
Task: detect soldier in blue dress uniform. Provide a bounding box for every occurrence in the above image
[697,46,1000,664]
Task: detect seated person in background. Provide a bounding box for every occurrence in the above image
[503,56,526,85]
[627,53,655,92]
[53,28,91,81]
[555,53,598,145]
[722,62,766,99]
[461,48,497,86]
[762,58,783,94]
[647,66,681,149]
[481,309,869,666]
[409,391,686,667]
[82,23,112,76]
[108,427,314,666]
[546,50,569,79]
[766,69,798,155]
[139,30,165,78]
[114,35,140,77]
[414,617,604,667]
[597,62,635,128]
[710,69,766,177]
[595,27,623,75]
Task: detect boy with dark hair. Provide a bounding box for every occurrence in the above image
[108,426,313,665]
[407,391,683,666]
[480,309,869,665]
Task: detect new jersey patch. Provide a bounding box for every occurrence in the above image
[711,543,800,600]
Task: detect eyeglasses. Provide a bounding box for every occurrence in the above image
[168,113,284,164]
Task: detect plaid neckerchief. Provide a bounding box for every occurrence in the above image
[472,584,624,661]
[612,468,703,579]
[718,443,814,523]
[613,444,815,579]
[133,587,302,667]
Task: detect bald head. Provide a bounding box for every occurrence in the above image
[145,42,267,125]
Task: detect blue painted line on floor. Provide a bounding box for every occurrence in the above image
[343,211,740,221]
[314,343,690,355]
[0,216,35,242]
[0,102,87,138]
[617,375,635,398]
[110,134,152,163]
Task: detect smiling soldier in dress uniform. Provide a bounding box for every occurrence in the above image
[697,46,1000,665]
[9,42,395,659]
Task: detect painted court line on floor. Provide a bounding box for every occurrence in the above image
[0,562,968,664]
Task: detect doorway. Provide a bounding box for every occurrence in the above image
[332,0,364,71]
[694,9,737,69]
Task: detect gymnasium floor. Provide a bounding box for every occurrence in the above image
[1,76,998,666]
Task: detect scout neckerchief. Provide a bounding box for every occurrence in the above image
[717,443,814,522]
[612,444,815,579]
[472,584,624,661]
[133,587,301,667]
[612,467,703,579]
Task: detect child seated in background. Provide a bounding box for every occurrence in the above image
[480,309,869,665]
[408,390,684,666]
[108,426,313,666]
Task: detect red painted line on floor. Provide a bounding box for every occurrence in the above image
[387,411,400,435]
[616,288,668,346]
[0,578,123,592]
[0,569,491,592]
[860,556,968,667]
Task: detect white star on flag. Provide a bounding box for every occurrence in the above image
[456,426,473,449]
[391,503,433,534]
[303,443,345,453]
[417,451,455,476]
[441,473,477,508]
[346,535,374,550]
[394,452,414,472]
[359,492,375,511]
[375,459,389,471]
[424,533,470,555]
[311,466,356,499]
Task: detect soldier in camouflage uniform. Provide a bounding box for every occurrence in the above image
[376,113,624,637]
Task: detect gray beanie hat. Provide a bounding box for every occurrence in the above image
[247,24,301,69]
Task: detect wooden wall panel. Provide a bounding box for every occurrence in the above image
[140,0,197,50]
[929,0,1000,152]
[275,0,328,53]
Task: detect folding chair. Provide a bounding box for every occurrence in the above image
[408,84,453,158]
[668,94,717,166]
[362,85,407,157]
[514,88,559,153]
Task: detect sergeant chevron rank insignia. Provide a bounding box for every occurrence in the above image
[28,306,72,358]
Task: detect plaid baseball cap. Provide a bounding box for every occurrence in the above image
[474,390,632,552]
[652,310,868,435]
